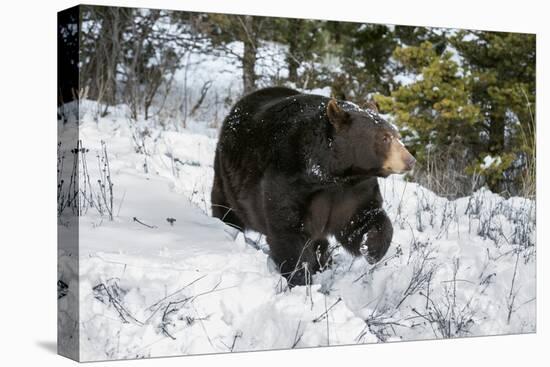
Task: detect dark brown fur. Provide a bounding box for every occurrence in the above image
[211,87,414,286]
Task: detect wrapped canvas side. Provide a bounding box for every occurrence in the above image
[57,5,80,362]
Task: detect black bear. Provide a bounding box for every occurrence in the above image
[211,87,415,286]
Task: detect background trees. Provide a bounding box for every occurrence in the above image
[76,5,536,198]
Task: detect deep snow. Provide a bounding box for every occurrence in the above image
[58,101,535,361]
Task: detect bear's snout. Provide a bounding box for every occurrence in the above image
[404,154,416,171]
[383,138,416,174]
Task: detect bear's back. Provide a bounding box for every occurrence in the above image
[236,87,301,113]
[218,87,319,168]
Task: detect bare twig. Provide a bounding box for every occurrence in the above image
[133,217,157,228]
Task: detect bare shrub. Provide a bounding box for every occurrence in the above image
[57,140,116,220]
[412,259,476,338]
[95,141,115,220]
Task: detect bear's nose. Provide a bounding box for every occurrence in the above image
[405,156,416,170]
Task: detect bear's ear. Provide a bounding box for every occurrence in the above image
[362,100,379,113]
[326,99,350,132]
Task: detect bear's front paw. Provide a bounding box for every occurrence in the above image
[365,253,379,265]
[359,229,390,264]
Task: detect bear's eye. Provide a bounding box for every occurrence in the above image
[383,135,391,144]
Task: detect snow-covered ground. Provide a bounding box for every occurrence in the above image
[58,102,535,361]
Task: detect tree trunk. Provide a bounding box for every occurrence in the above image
[488,111,505,155]
[241,16,257,94]
[287,20,302,84]
[105,7,121,106]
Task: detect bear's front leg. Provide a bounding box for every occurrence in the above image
[335,207,393,264]
[261,171,329,286]
[267,233,327,286]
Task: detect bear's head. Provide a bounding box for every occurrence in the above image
[326,99,415,178]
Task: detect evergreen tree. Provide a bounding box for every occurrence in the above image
[376,41,480,156]
[341,23,397,98]
[394,25,448,54]
[452,31,535,195]
[271,18,326,87]
[322,23,396,101]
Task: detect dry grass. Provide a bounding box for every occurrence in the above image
[410,142,480,200]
